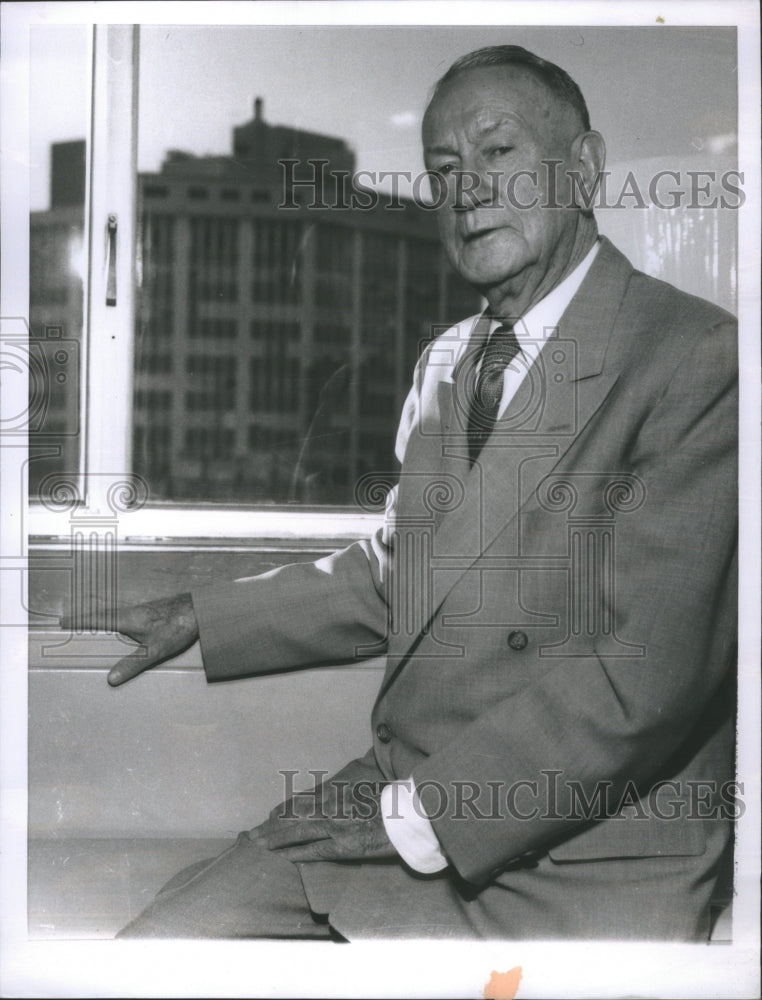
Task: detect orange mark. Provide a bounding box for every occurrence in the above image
[483,966,522,1000]
[656,15,665,23]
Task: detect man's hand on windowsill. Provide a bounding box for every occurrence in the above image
[60,593,199,686]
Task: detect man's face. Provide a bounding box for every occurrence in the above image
[422,65,584,295]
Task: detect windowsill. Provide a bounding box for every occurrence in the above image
[27,541,340,628]
[29,629,205,670]
[28,502,384,547]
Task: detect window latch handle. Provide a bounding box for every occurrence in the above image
[106,214,117,306]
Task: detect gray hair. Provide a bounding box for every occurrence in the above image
[429,45,591,132]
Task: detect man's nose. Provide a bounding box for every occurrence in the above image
[452,166,498,211]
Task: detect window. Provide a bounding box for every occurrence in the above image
[184,355,236,411]
[23,21,738,543]
[251,219,302,305]
[189,217,239,303]
[25,24,481,533]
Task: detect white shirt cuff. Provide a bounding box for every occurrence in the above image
[381,779,449,874]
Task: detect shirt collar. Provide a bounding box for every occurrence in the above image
[441,239,602,384]
[488,238,601,347]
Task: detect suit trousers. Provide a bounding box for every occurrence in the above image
[114,826,726,940]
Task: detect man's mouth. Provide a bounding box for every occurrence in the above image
[460,224,512,243]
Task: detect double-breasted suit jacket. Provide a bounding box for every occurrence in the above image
[192,238,738,939]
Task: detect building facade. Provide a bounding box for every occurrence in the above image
[134,99,479,503]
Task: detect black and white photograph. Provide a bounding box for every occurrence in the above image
[1,1,759,997]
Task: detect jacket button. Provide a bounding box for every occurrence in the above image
[507,630,529,651]
[376,723,392,744]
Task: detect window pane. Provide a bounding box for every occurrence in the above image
[132,26,480,505]
[28,26,89,499]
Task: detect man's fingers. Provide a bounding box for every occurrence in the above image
[107,648,155,687]
[275,832,397,864]
[257,819,333,850]
[276,840,342,863]
[251,816,396,862]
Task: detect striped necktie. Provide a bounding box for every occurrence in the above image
[467,323,521,465]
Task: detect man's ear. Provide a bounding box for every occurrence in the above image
[571,130,606,213]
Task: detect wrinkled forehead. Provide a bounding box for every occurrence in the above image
[422,65,571,146]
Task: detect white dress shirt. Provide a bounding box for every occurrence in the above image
[380,240,601,874]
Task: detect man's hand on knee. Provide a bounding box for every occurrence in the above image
[60,593,199,686]
[250,811,397,863]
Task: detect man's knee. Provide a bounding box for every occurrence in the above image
[114,832,333,940]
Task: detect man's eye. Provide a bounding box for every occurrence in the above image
[433,164,456,177]
[490,146,514,157]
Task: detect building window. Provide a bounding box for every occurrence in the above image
[136,351,173,374]
[184,426,235,459]
[250,319,300,340]
[185,354,237,411]
[188,317,238,340]
[189,216,239,305]
[251,219,301,305]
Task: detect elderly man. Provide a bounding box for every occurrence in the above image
[79,45,737,940]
